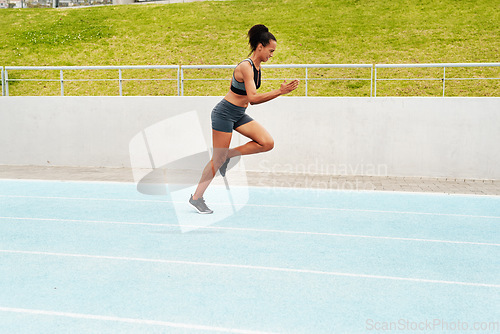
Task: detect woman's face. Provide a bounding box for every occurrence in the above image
[259,39,277,62]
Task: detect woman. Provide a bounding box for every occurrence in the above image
[189,24,299,214]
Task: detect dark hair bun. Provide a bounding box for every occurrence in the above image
[248,24,276,52]
[249,24,269,35]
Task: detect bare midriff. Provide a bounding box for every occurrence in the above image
[223,90,250,108]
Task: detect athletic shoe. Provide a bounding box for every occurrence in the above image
[219,158,230,177]
[189,195,213,214]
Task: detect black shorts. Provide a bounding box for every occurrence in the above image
[211,99,254,133]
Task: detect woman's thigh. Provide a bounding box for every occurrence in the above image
[234,120,273,146]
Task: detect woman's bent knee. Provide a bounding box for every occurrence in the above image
[261,139,274,152]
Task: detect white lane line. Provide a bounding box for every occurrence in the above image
[0,307,274,334]
[1,249,499,288]
[1,216,499,247]
[1,194,499,219]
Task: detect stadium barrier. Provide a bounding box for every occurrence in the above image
[0,96,499,179]
[1,63,499,97]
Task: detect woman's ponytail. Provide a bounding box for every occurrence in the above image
[248,24,276,52]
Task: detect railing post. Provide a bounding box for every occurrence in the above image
[119,69,123,96]
[305,67,308,97]
[374,66,377,97]
[1,67,4,97]
[370,64,374,97]
[177,66,180,96]
[60,70,64,96]
[442,67,446,97]
[5,69,9,96]
[183,66,186,96]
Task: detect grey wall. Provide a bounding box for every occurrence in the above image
[0,96,498,179]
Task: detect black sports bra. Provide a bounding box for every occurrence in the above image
[230,58,261,95]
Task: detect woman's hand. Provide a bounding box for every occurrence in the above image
[279,79,300,95]
[244,78,300,105]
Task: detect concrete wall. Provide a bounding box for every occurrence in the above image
[0,96,498,179]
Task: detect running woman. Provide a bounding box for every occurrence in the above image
[189,24,299,214]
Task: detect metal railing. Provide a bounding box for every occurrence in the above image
[1,63,499,97]
[1,64,373,97]
[2,65,180,97]
[374,63,500,97]
[180,64,234,97]
[181,63,373,96]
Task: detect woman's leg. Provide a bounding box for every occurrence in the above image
[192,129,232,200]
[227,120,274,159]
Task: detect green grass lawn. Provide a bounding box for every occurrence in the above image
[1,0,499,96]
